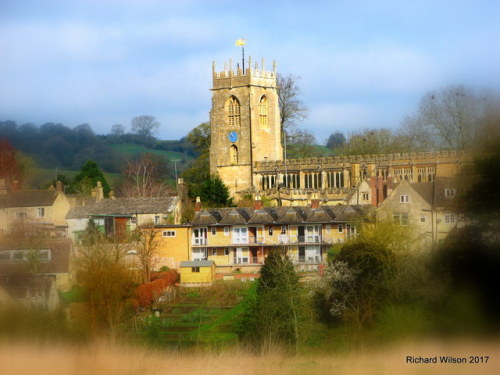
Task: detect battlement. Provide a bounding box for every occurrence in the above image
[212,57,277,89]
[254,150,470,172]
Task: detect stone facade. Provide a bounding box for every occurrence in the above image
[209,58,470,205]
[210,58,282,197]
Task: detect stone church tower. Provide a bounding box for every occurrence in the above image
[209,58,283,197]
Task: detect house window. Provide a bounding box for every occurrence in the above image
[281,226,287,235]
[154,215,161,224]
[325,225,331,233]
[444,213,455,224]
[0,252,10,261]
[400,195,409,203]
[226,96,241,127]
[224,227,229,236]
[394,213,409,226]
[37,208,45,218]
[224,248,230,255]
[268,227,273,236]
[338,224,343,233]
[362,193,369,201]
[16,212,27,219]
[212,249,217,256]
[162,231,176,237]
[445,189,456,197]
[420,216,426,223]
[130,217,137,225]
[211,227,217,236]
[401,213,409,226]
[192,267,200,273]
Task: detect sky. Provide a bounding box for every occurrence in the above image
[1,0,499,143]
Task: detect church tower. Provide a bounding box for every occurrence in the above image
[210,57,283,198]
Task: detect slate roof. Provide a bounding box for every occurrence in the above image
[0,238,72,275]
[191,205,371,226]
[66,196,178,219]
[409,177,457,208]
[0,190,60,208]
[180,260,214,268]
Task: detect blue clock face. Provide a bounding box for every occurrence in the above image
[228,131,238,143]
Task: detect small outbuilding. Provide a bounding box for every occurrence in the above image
[179,260,215,286]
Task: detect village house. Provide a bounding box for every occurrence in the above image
[0,179,71,237]
[66,181,181,243]
[0,274,60,310]
[190,198,371,273]
[0,238,73,291]
[377,177,462,246]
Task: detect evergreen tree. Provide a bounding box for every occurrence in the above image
[73,160,111,197]
[198,175,233,207]
[238,249,304,352]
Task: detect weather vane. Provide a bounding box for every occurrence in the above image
[235,38,246,72]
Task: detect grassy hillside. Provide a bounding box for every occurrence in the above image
[110,143,191,162]
[30,168,124,191]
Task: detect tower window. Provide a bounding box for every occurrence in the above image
[227,96,241,127]
[230,145,238,164]
[259,96,268,127]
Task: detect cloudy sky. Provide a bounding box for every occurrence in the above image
[1,0,499,143]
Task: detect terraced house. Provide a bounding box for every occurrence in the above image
[190,199,371,272]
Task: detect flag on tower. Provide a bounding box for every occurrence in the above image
[235,38,246,46]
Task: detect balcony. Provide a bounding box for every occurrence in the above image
[291,255,322,264]
[192,237,207,246]
[232,256,260,265]
[231,235,265,245]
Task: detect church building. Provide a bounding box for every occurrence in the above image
[209,57,469,206]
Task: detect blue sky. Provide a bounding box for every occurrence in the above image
[1,0,499,143]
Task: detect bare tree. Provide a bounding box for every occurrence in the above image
[277,74,308,137]
[339,128,410,156]
[121,153,172,197]
[131,115,160,137]
[401,85,485,150]
[286,128,317,159]
[131,226,160,284]
[76,238,136,341]
[110,124,125,136]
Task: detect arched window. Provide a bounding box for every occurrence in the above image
[230,144,238,164]
[259,96,268,127]
[226,96,241,127]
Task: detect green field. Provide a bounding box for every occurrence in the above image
[110,143,190,162]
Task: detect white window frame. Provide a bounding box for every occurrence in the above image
[130,216,137,225]
[325,225,331,234]
[37,207,45,218]
[233,227,249,244]
[154,215,161,225]
[211,249,217,256]
[224,227,229,236]
[162,230,176,237]
[444,213,455,224]
[211,227,217,236]
[400,195,409,203]
[338,224,343,233]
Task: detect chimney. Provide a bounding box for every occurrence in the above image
[253,194,263,210]
[311,193,320,209]
[56,180,63,193]
[96,181,104,202]
[386,176,394,197]
[195,196,202,212]
[377,176,384,206]
[370,176,378,206]
[109,190,116,200]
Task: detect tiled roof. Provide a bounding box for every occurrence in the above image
[0,190,59,208]
[66,196,178,219]
[191,205,371,226]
